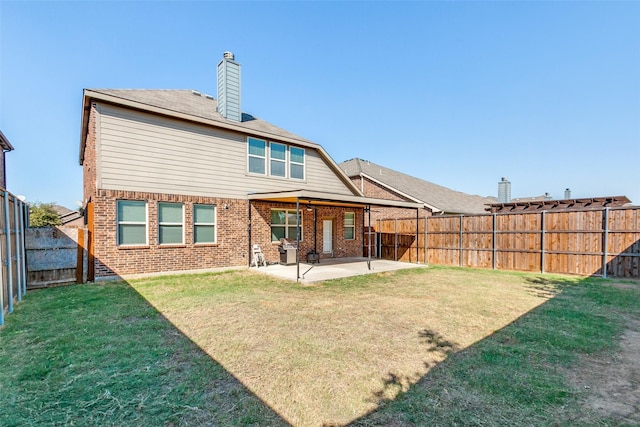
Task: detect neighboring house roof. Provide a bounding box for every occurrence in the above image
[52,204,83,226]
[79,89,361,196]
[0,129,15,151]
[486,196,632,213]
[340,158,497,215]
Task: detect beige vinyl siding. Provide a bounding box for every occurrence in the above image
[97,104,354,198]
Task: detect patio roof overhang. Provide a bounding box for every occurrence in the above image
[247,190,424,210]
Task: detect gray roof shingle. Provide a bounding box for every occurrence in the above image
[87,89,314,145]
[340,158,496,215]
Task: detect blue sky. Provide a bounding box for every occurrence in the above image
[1,1,639,208]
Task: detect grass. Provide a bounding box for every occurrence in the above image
[1,266,639,426]
[0,279,286,426]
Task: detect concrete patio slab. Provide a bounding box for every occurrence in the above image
[251,257,427,283]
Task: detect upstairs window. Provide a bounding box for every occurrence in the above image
[248,137,266,175]
[290,147,305,180]
[344,212,355,240]
[117,200,147,246]
[194,204,216,244]
[158,202,184,245]
[270,143,287,177]
[247,138,305,180]
[271,209,302,242]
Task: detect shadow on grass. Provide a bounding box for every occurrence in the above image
[346,274,640,426]
[0,279,289,427]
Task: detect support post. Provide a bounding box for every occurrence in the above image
[378,218,382,259]
[367,205,372,270]
[247,200,252,267]
[296,198,300,282]
[602,207,609,278]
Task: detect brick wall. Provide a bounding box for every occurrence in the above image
[250,201,364,262]
[82,103,97,205]
[350,176,431,222]
[92,190,249,277]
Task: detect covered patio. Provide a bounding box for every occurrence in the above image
[251,256,427,284]
[248,190,424,282]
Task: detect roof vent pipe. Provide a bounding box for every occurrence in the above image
[217,51,242,122]
[564,188,571,199]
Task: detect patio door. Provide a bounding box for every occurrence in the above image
[323,220,333,254]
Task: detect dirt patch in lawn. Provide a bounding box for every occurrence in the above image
[563,318,640,424]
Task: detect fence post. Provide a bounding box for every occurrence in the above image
[492,213,497,270]
[602,208,609,278]
[424,217,428,265]
[20,202,27,295]
[459,215,463,267]
[3,191,13,314]
[13,196,22,302]
[541,211,546,274]
[394,218,398,261]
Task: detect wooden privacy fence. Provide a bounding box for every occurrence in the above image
[376,207,640,278]
[1,190,28,326]
[25,227,88,289]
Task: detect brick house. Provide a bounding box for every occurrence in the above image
[80,53,419,280]
[339,158,497,221]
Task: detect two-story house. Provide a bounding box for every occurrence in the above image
[80,52,419,279]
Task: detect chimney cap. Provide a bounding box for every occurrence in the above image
[501,177,508,182]
[223,51,235,60]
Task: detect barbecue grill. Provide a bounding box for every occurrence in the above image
[277,238,298,265]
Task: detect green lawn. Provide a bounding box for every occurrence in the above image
[1,266,638,426]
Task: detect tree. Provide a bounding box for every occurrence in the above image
[29,202,62,227]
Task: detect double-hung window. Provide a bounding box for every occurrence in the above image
[117,200,147,246]
[158,202,184,245]
[271,209,302,242]
[270,143,286,177]
[194,204,216,244]
[344,212,355,240]
[248,137,266,175]
[290,147,305,180]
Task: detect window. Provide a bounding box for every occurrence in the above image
[247,138,305,180]
[290,147,305,179]
[248,137,266,175]
[158,203,184,245]
[270,142,286,177]
[271,209,302,242]
[344,212,355,240]
[117,200,147,246]
[194,204,216,244]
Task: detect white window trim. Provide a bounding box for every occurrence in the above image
[117,200,148,246]
[247,137,267,176]
[271,209,303,242]
[193,204,217,244]
[344,211,355,240]
[158,202,185,245]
